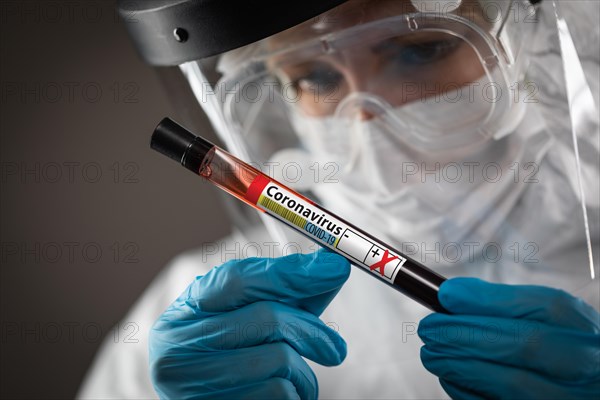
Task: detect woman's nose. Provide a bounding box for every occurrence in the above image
[356,109,377,121]
[337,61,394,121]
[334,91,389,122]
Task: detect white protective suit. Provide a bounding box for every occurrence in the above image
[79,2,600,399]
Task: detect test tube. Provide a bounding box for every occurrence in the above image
[151,117,447,312]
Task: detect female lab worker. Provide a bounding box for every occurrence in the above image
[79,0,600,399]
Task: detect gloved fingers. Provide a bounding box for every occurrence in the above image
[438,378,484,400]
[439,278,600,333]
[197,378,301,400]
[419,313,600,382]
[421,347,600,400]
[177,251,350,317]
[153,360,304,400]
[183,343,318,400]
[154,301,346,366]
[233,378,302,400]
[153,379,301,400]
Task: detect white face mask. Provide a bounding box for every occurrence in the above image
[280,88,551,267]
[293,75,525,159]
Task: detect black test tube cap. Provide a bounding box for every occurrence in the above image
[151,117,214,173]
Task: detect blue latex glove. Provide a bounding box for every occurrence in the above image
[149,251,350,400]
[419,278,600,399]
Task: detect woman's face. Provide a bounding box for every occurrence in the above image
[267,0,488,117]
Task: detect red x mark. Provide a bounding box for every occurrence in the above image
[369,249,398,276]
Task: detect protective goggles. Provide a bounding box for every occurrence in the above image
[215,0,538,161]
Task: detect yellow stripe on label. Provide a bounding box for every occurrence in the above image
[258,195,308,229]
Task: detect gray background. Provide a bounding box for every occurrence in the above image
[0,1,231,398]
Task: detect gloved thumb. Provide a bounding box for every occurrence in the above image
[183,249,351,317]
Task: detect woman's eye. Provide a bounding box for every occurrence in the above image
[401,41,456,64]
[291,66,344,93]
[376,39,460,67]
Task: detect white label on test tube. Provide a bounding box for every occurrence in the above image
[246,175,406,283]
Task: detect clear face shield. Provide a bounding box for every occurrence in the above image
[176,0,599,295]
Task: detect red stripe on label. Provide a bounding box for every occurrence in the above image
[246,174,271,205]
